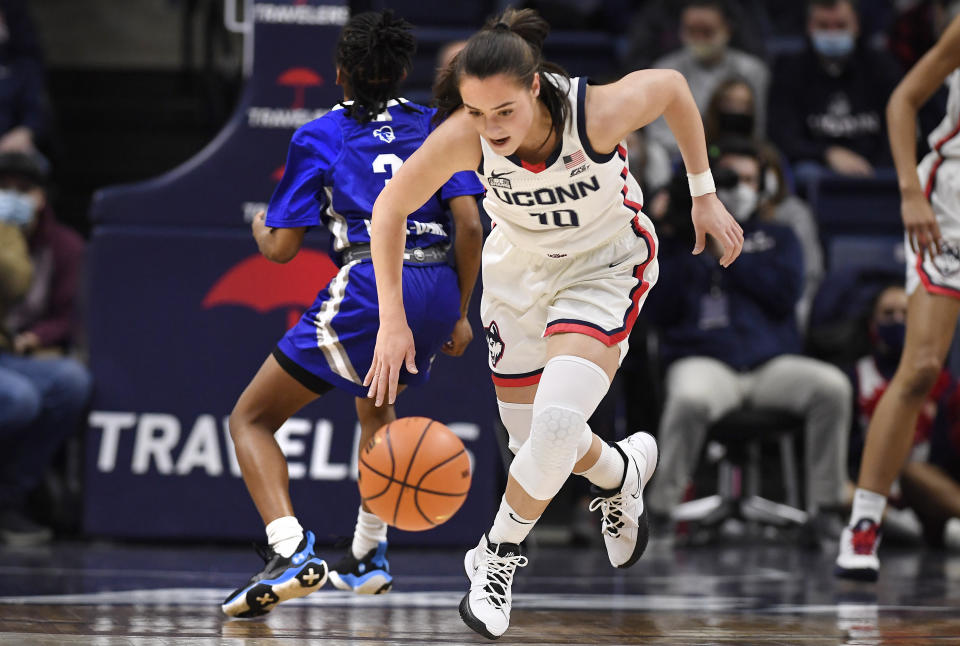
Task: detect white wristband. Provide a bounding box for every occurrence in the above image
[687,169,716,197]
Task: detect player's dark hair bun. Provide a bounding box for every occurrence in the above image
[336,10,417,124]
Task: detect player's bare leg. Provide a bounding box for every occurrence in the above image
[462,334,658,638]
[329,393,405,594]
[229,355,319,524]
[837,288,960,580]
[222,354,327,617]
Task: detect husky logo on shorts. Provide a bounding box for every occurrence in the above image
[933,241,960,277]
[373,125,395,143]
[485,320,505,367]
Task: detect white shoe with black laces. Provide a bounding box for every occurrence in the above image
[459,534,528,640]
[589,432,659,568]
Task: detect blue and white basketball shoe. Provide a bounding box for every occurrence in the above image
[328,541,393,594]
[221,531,328,618]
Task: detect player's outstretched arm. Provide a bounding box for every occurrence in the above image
[442,194,483,357]
[889,15,960,256]
[251,210,306,263]
[366,111,482,406]
[586,70,744,267]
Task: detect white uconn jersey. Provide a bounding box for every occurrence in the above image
[477,76,651,255]
[927,70,960,160]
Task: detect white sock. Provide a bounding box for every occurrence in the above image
[488,497,536,545]
[574,440,626,491]
[849,488,887,526]
[352,506,387,559]
[266,515,304,558]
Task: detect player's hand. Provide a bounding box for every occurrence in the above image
[365,320,417,407]
[825,146,874,177]
[441,316,473,357]
[691,192,743,267]
[902,188,942,261]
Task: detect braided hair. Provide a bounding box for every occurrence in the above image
[336,10,417,124]
[433,8,571,145]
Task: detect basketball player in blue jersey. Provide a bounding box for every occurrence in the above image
[836,13,960,581]
[221,11,484,618]
[366,8,743,640]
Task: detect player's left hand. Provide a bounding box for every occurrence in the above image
[441,316,473,357]
[691,193,743,267]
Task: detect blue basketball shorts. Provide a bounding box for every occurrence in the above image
[275,259,461,398]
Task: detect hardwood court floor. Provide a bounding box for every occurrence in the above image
[0,536,959,645]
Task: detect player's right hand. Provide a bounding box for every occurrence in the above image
[365,320,417,407]
[902,189,942,260]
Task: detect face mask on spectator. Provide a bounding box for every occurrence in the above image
[717,111,755,136]
[873,321,905,358]
[811,30,855,58]
[0,189,36,227]
[684,34,729,63]
[716,182,758,223]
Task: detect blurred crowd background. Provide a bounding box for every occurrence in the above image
[4,0,960,553]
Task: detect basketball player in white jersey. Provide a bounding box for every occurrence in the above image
[836,13,960,581]
[366,8,743,639]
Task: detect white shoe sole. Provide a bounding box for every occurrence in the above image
[614,432,659,569]
[328,570,393,594]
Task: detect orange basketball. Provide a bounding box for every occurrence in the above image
[357,417,472,531]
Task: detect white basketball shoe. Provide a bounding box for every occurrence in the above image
[589,431,659,568]
[834,518,881,581]
[459,534,528,640]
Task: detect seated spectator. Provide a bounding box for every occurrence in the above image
[0,151,91,544]
[645,138,851,536]
[768,0,901,180]
[644,0,770,157]
[0,1,48,154]
[850,284,960,549]
[702,78,826,329]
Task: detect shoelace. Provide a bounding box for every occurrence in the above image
[589,492,639,539]
[480,548,528,609]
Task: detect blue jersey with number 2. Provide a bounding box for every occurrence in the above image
[265,98,483,251]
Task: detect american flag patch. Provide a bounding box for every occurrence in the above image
[563,149,586,168]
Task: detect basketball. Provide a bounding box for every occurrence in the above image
[357,417,472,531]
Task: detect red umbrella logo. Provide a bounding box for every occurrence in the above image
[203,250,339,329]
[277,67,323,110]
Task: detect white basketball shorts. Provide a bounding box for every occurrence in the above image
[909,155,960,299]
[480,219,659,388]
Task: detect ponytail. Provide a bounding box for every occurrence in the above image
[434,8,570,144]
[336,10,418,124]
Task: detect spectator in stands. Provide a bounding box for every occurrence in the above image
[0,151,91,544]
[0,1,48,154]
[645,138,851,536]
[703,77,825,329]
[768,0,901,180]
[622,0,771,71]
[642,0,770,158]
[850,284,960,549]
